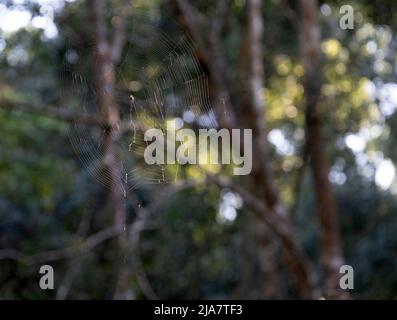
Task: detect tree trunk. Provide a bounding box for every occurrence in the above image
[256,218,282,299]
[89,0,130,299]
[173,0,318,299]
[298,0,349,299]
[241,0,317,299]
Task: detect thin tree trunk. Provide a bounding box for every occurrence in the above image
[89,0,130,299]
[241,0,281,299]
[298,0,348,299]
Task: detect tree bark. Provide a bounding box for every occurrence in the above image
[256,219,282,299]
[173,0,318,299]
[242,0,281,299]
[237,0,317,299]
[298,0,348,299]
[89,0,130,299]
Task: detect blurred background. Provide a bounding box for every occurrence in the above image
[1,0,397,299]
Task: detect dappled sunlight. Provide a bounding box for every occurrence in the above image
[322,38,342,58]
[345,133,366,153]
[2,0,397,301]
[375,159,396,190]
[268,128,295,156]
[217,191,243,224]
[0,5,31,34]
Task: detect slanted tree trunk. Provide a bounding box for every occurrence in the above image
[298,0,348,299]
[173,0,318,299]
[237,0,317,299]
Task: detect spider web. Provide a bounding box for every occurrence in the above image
[59,11,215,194]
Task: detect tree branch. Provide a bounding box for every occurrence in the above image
[0,99,106,127]
[0,98,146,138]
[0,222,159,267]
[173,0,318,298]
[0,226,122,265]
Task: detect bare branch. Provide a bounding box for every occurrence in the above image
[128,211,159,300]
[0,221,159,267]
[0,98,147,139]
[56,258,81,300]
[0,226,121,265]
[205,172,318,299]
[204,173,289,237]
[0,99,106,127]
